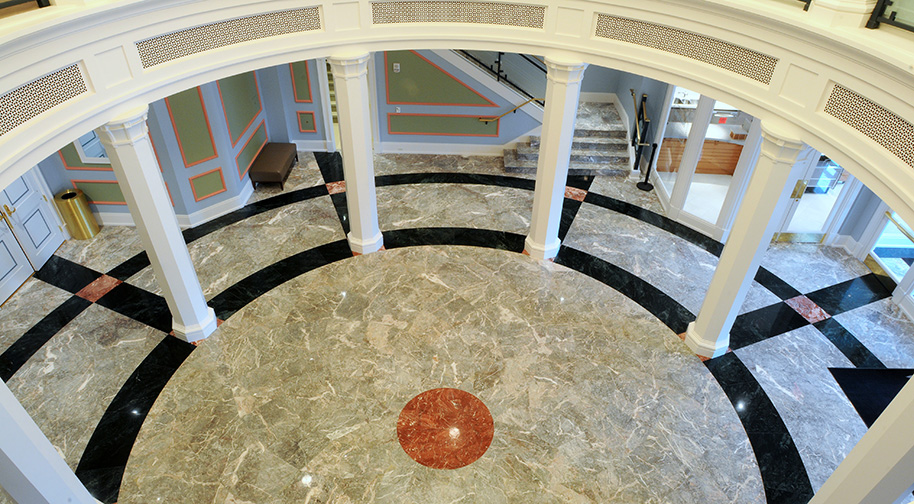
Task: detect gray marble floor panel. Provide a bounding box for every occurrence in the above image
[121,246,763,504]
[760,243,870,294]
[127,195,344,298]
[833,298,914,368]
[5,304,165,469]
[0,278,73,349]
[377,184,533,234]
[54,225,144,274]
[735,325,867,492]
[588,175,666,215]
[374,153,535,178]
[248,151,325,204]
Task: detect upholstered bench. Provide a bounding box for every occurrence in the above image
[249,143,297,190]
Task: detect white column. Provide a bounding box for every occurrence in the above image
[668,95,716,217]
[810,377,914,503]
[0,380,98,504]
[810,0,878,27]
[524,58,587,260]
[328,53,383,254]
[97,105,217,342]
[685,119,806,358]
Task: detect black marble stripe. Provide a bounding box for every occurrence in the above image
[583,192,724,257]
[375,172,537,191]
[383,227,525,252]
[95,283,172,333]
[805,273,892,317]
[329,192,351,236]
[555,246,694,334]
[558,198,583,242]
[34,255,102,293]
[754,267,802,300]
[208,239,353,320]
[566,175,595,191]
[106,185,330,280]
[314,151,344,183]
[0,296,92,381]
[75,335,195,504]
[705,352,814,504]
[729,303,811,350]
[814,318,886,369]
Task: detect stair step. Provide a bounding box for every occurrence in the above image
[526,137,629,153]
[573,127,627,139]
[503,149,630,176]
[514,144,628,163]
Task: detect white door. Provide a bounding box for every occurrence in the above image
[0,218,33,304]
[0,169,65,270]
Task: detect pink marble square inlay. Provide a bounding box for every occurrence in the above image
[326,181,347,195]
[75,275,122,303]
[785,295,830,324]
[565,186,587,202]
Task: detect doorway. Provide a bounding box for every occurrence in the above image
[0,167,66,304]
[774,155,853,243]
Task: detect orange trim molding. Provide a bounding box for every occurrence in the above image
[387,113,500,137]
[290,62,313,104]
[58,151,113,172]
[164,86,219,168]
[384,51,498,107]
[217,72,264,148]
[297,111,317,133]
[188,167,228,202]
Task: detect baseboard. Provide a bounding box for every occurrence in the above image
[294,139,334,153]
[177,182,255,228]
[94,210,135,226]
[831,234,863,257]
[579,92,615,103]
[376,141,507,156]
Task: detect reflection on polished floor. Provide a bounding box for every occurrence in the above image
[2,152,913,503]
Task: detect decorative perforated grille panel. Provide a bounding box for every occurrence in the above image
[0,64,87,137]
[136,7,321,68]
[825,84,914,168]
[372,1,545,28]
[594,14,778,85]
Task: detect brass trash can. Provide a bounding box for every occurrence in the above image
[55,189,99,240]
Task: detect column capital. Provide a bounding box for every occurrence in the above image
[759,118,806,164]
[96,104,150,148]
[544,57,588,85]
[809,0,877,27]
[328,53,371,80]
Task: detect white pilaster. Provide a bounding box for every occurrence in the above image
[809,0,878,27]
[329,53,383,254]
[97,105,217,342]
[685,119,806,358]
[524,58,587,260]
[810,376,914,503]
[0,380,99,504]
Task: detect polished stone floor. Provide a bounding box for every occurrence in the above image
[1,151,913,504]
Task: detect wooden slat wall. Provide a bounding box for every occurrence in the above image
[658,139,744,175]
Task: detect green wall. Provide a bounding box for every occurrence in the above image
[190,169,226,200]
[386,50,495,106]
[388,114,499,136]
[218,72,262,145]
[236,122,267,178]
[73,181,125,204]
[290,61,312,102]
[166,87,217,166]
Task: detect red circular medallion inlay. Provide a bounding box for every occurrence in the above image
[396,388,494,469]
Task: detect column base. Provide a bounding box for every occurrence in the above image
[523,236,560,261]
[173,307,218,343]
[348,231,384,254]
[684,321,730,359]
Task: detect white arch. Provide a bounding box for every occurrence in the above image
[1,0,913,225]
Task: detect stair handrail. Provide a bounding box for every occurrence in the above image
[458,50,545,103]
[479,97,545,123]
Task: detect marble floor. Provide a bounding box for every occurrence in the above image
[2,151,913,504]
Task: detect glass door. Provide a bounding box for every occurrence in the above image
[655,86,699,199]
[774,155,852,243]
[871,211,914,282]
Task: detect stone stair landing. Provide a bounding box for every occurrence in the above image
[503,102,631,176]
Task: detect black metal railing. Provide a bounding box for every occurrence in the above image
[867,0,914,31]
[457,50,546,105]
[799,0,812,11]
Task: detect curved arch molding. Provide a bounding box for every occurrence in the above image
[1,0,914,226]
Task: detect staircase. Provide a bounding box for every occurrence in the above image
[503,102,631,175]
